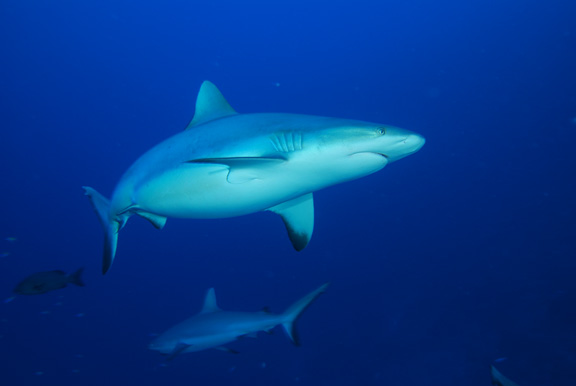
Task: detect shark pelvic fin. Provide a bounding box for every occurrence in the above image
[83,186,120,274]
[268,193,314,251]
[135,211,167,230]
[187,81,237,129]
[201,288,221,313]
[281,283,329,346]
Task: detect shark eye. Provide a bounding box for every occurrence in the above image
[376,127,386,135]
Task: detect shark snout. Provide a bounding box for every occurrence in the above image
[386,132,425,162]
[404,133,425,152]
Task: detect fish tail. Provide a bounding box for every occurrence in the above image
[82,186,119,274]
[281,283,329,346]
[69,267,86,287]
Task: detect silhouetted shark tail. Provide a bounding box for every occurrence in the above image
[281,283,329,346]
[68,267,85,287]
[82,186,119,275]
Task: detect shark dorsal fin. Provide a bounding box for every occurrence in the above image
[201,288,221,313]
[186,81,237,129]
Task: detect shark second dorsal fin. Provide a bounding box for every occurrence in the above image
[186,81,237,129]
[201,288,221,313]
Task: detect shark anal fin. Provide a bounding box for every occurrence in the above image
[187,157,286,184]
[268,194,314,251]
[167,342,191,361]
[187,81,237,128]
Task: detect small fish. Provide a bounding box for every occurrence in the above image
[5,237,17,242]
[0,252,11,258]
[13,268,85,295]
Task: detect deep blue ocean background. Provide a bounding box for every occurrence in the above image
[1,0,575,385]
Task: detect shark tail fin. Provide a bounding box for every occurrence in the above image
[281,283,329,346]
[82,186,119,274]
[68,267,85,287]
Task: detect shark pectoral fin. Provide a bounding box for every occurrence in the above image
[187,157,286,184]
[135,211,167,230]
[186,81,237,129]
[267,193,314,251]
[167,342,192,361]
[215,347,240,354]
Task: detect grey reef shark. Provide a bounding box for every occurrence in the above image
[149,283,329,359]
[84,81,425,273]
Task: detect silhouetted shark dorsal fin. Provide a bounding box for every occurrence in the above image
[267,193,314,251]
[201,288,221,313]
[187,81,237,129]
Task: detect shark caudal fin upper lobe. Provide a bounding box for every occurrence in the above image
[281,283,329,346]
[68,267,85,287]
[82,187,119,274]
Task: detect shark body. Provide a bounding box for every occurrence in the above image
[149,283,329,358]
[84,81,425,273]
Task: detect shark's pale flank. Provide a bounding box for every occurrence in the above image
[84,81,425,273]
[149,283,329,359]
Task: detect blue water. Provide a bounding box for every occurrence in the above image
[1,0,575,385]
